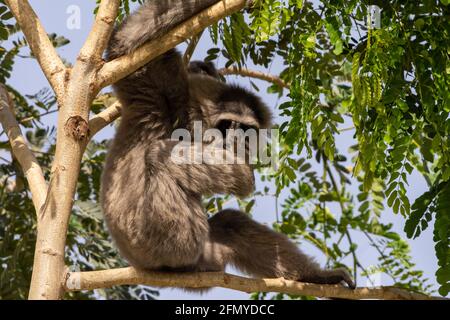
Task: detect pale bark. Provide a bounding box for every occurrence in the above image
[65,267,445,300]
[0,84,47,211]
[95,0,248,89]
[88,101,122,137]
[27,0,120,300]
[5,0,67,102]
[80,0,119,61]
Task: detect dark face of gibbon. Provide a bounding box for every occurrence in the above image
[187,60,272,141]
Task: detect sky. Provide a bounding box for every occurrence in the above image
[2,0,438,299]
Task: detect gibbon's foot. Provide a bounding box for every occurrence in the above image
[336,268,356,289]
[299,268,356,289]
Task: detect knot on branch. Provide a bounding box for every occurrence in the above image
[64,116,90,141]
[50,66,65,77]
[100,16,115,25]
[41,247,63,257]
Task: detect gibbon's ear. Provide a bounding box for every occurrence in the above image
[218,85,272,129]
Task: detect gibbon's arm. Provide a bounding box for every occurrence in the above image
[105,0,222,127]
[107,0,220,59]
[147,139,255,198]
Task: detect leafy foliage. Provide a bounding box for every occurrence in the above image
[206,0,449,296]
[95,0,145,21]
[405,181,450,296]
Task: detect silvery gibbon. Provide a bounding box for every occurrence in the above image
[100,0,355,290]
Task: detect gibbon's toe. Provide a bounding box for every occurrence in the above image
[338,268,356,289]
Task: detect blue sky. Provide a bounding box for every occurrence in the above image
[3,1,438,299]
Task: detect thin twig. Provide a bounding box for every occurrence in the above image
[19,109,58,124]
[183,30,204,66]
[219,66,290,89]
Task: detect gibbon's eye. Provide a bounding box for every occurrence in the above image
[216,120,258,137]
[216,120,233,137]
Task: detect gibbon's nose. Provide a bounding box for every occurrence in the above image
[230,121,240,130]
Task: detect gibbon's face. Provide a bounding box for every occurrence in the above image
[211,102,263,160]
[187,60,272,154]
[216,119,258,138]
[217,121,261,165]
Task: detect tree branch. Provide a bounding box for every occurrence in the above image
[64,267,444,300]
[0,84,47,212]
[27,0,120,300]
[88,101,122,137]
[183,30,204,66]
[5,0,67,102]
[79,0,119,62]
[96,0,248,89]
[19,109,58,124]
[219,67,290,89]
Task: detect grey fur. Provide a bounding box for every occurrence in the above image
[101,0,355,290]
[188,61,221,80]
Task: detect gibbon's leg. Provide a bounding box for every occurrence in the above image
[201,209,355,288]
[101,143,211,270]
[147,139,255,198]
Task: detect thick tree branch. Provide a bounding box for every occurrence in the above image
[96,0,248,89]
[5,0,67,102]
[0,84,47,211]
[27,0,120,300]
[219,67,290,89]
[79,0,119,62]
[65,267,443,300]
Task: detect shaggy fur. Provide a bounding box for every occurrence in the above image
[188,60,221,79]
[100,0,355,290]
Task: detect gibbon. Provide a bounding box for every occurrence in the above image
[100,0,355,290]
